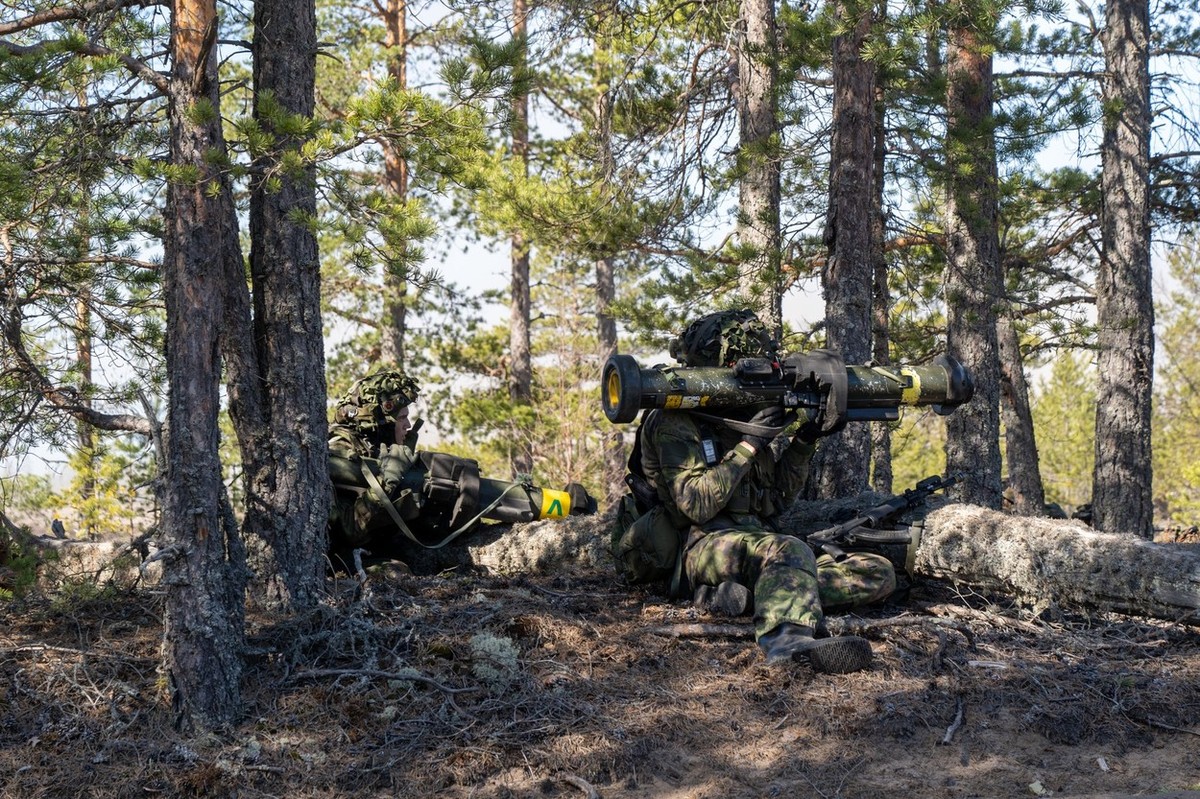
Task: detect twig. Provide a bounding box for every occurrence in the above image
[941,697,964,744]
[290,667,476,693]
[559,773,601,799]
[834,614,977,650]
[1146,718,1200,737]
[646,623,752,639]
[524,583,622,601]
[920,602,1042,636]
[352,547,372,605]
[289,667,479,717]
[139,544,185,575]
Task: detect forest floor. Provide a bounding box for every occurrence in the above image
[1,517,1200,799]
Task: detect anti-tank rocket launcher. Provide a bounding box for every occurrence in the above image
[601,349,974,433]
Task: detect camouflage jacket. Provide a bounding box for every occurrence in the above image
[639,409,814,533]
[327,422,421,548]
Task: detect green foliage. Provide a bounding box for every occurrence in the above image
[1153,240,1200,525]
[419,254,613,496]
[1031,349,1096,509]
[0,542,42,601]
[61,435,151,539]
[889,412,948,490]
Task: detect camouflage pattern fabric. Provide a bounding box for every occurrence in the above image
[332,369,420,452]
[328,369,421,552]
[668,308,778,367]
[640,408,896,642]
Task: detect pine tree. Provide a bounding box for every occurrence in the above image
[1031,350,1096,510]
[1152,240,1200,525]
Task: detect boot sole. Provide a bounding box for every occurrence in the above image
[797,636,873,674]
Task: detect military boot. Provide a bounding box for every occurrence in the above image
[757,623,873,674]
[692,580,752,617]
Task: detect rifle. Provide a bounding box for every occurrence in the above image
[803,474,959,572]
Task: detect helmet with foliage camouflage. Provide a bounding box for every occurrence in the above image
[333,369,420,440]
[668,308,778,367]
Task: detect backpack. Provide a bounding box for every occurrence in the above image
[609,412,686,592]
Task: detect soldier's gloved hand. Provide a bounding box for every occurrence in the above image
[402,418,423,450]
[796,406,825,444]
[742,405,786,451]
[565,483,597,516]
[378,443,415,497]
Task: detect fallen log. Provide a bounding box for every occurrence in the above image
[917,504,1200,625]
[374,501,1200,629]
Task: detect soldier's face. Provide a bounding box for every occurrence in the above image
[393,405,412,444]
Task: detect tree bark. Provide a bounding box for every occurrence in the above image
[593,41,625,506]
[869,42,892,495]
[74,291,96,539]
[1094,0,1153,537]
[997,313,1045,514]
[733,0,782,337]
[509,0,533,479]
[162,0,247,731]
[231,0,329,609]
[380,0,409,368]
[818,0,875,498]
[943,17,1003,509]
[918,504,1200,625]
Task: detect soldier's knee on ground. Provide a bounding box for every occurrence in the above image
[693,580,753,616]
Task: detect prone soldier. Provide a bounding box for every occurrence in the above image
[328,369,596,572]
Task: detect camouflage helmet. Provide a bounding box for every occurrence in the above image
[668,308,778,367]
[334,369,420,438]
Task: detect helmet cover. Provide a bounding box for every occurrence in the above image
[668,309,778,367]
[334,369,420,439]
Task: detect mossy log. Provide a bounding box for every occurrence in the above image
[917,504,1200,625]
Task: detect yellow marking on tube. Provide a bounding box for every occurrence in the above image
[540,489,571,518]
[900,369,921,405]
[665,395,682,409]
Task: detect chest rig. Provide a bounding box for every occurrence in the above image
[695,416,784,521]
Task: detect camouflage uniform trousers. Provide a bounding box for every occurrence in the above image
[684,527,896,640]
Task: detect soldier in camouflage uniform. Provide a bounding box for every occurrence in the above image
[328,368,597,571]
[636,309,896,673]
[327,369,424,559]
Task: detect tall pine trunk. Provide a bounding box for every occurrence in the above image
[227,0,329,609]
[733,0,782,337]
[943,15,1003,509]
[869,42,892,494]
[162,0,247,730]
[509,0,534,478]
[997,312,1045,514]
[380,0,409,367]
[593,37,625,505]
[818,0,875,498]
[1094,0,1153,537]
[73,292,96,539]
